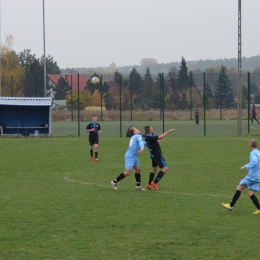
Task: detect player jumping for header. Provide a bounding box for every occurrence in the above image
[111,126,145,191]
[144,126,175,191]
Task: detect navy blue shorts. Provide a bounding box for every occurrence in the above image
[151,155,167,168]
[89,135,99,145]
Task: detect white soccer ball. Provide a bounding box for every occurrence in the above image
[91,77,100,85]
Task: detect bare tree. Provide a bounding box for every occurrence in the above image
[140,58,158,67]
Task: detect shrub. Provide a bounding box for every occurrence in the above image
[51,108,249,121]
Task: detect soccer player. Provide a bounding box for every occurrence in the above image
[111,126,145,191]
[222,139,260,214]
[86,116,102,162]
[144,126,175,191]
[251,104,259,124]
[195,106,199,125]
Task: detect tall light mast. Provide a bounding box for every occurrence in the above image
[237,0,242,136]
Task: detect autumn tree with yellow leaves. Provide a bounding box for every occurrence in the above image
[1,35,24,97]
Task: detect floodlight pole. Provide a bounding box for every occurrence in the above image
[43,0,47,97]
[248,72,250,133]
[100,75,103,121]
[0,0,1,97]
[71,74,73,122]
[159,73,162,120]
[190,71,192,120]
[119,73,122,138]
[130,73,133,121]
[77,73,80,136]
[162,73,165,133]
[203,72,206,136]
[237,0,242,136]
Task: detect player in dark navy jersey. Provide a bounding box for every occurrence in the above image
[144,126,175,191]
[86,116,102,161]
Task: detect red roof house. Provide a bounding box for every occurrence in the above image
[47,74,88,92]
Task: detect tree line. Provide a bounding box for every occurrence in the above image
[1,35,60,97]
[65,57,259,111]
[2,35,260,110]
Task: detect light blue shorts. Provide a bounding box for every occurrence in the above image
[239,177,260,191]
[125,155,140,170]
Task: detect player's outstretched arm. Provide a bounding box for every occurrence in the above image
[158,129,175,139]
[138,148,144,154]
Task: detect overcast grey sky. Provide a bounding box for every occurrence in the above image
[1,0,260,69]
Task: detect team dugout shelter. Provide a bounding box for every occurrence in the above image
[0,97,52,136]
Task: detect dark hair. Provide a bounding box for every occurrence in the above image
[129,127,136,136]
[126,126,134,137]
[144,126,152,134]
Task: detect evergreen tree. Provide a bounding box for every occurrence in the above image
[167,67,177,94]
[167,67,180,108]
[114,71,119,84]
[215,65,235,108]
[19,49,61,97]
[19,49,41,96]
[39,54,60,75]
[153,74,162,110]
[205,81,214,99]
[54,77,70,100]
[177,57,190,91]
[181,92,189,109]
[104,92,114,110]
[129,68,143,108]
[143,67,155,109]
[202,81,215,109]
[189,71,196,87]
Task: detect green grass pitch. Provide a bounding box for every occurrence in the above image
[1,134,260,259]
[51,119,258,137]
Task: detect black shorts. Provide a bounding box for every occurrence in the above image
[151,155,167,168]
[89,135,99,145]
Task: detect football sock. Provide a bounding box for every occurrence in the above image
[135,173,141,186]
[250,194,260,210]
[230,190,241,207]
[149,172,155,184]
[90,149,93,157]
[114,173,125,183]
[95,152,98,158]
[154,170,164,184]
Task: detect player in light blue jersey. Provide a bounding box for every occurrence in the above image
[111,127,145,191]
[222,139,260,214]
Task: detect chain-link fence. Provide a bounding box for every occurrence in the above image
[1,69,260,137]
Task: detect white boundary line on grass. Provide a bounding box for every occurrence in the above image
[63,175,236,198]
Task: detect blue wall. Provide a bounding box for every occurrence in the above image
[0,105,49,134]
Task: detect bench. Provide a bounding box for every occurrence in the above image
[5,126,49,136]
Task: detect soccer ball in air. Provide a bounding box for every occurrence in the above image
[91,77,100,85]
